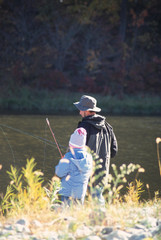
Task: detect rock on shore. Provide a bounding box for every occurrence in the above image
[0,206,161,240]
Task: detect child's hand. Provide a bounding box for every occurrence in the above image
[60,159,70,163]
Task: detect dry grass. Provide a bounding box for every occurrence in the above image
[1,197,161,239]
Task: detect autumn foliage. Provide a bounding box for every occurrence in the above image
[0,0,161,96]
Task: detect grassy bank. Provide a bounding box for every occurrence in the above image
[0,158,161,239]
[0,87,161,115]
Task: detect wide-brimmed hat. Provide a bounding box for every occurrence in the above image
[73,95,101,112]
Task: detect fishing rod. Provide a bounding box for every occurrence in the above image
[46,118,63,158]
[0,123,66,149]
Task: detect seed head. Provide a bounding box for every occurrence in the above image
[156,137,161,144]
[138,168,145,173]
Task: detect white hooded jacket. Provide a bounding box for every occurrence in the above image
[55,147,93,203]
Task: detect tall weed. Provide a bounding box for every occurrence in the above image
[0,158,49,215]
[156,137,161,176]
[124,179,144,204]
[87,148,145,204]
[104,163,144,204]
[44,176,61,207]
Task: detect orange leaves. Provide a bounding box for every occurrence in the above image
[130,9,148,27]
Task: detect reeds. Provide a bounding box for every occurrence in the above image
[0,88,161,115]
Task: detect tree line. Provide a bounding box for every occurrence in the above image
[0,0,161,96]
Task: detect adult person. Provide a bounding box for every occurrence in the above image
[73,95,118,205]
[55,127,93,205]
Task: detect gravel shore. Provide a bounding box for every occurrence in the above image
[0,204,161,240]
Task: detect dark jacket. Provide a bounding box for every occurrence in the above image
[77,114,118,177]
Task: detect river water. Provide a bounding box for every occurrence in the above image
[0,115,161,200]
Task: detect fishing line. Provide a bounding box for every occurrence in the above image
[0,123,66,150]
[0,126,16,165]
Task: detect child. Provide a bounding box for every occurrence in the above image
[55,128,93,205]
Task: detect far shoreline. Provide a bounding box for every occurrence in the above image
[0,89,161,116]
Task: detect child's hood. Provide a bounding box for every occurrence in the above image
[69,148,93,173]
